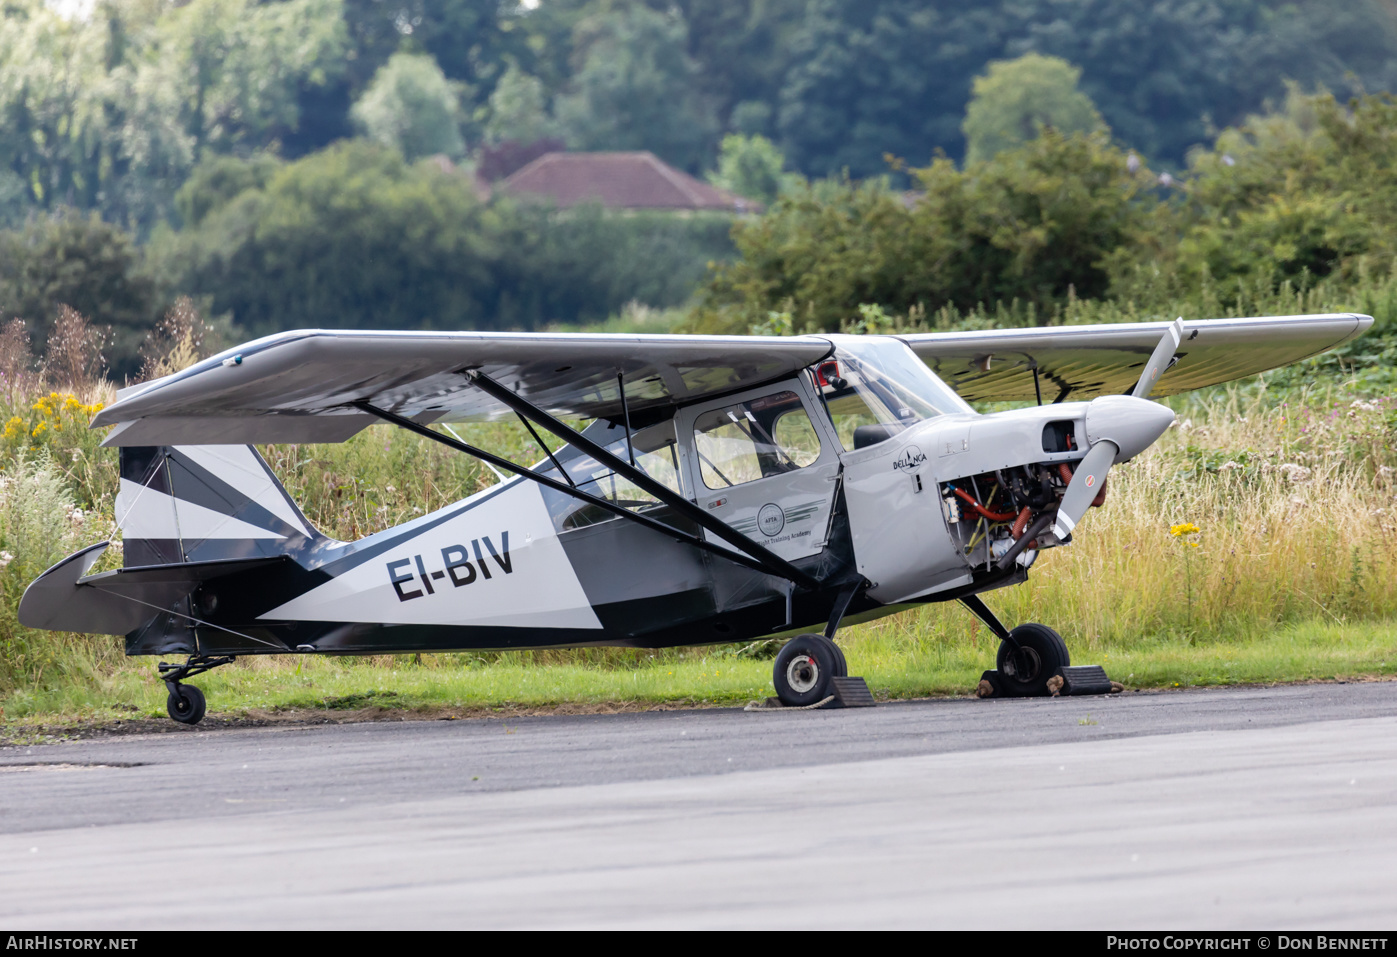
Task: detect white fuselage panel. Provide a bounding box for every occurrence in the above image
[260,483,601,629]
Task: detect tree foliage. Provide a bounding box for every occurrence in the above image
[154,141,738,334]
[554,4,717,172]
[962,54,1105,165]
[707,134,794,205]
[352,51,466,160]
[0,213,162,378]
[1171,90,1397,291]
[695,130,1150,333]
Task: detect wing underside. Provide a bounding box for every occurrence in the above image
[93,315,1372,446]
[95,331,834,446]
[899,313,1372,403]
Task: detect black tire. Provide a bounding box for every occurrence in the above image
[773,634,841,707]
[830,639,848,678]
[995,623,1069,697]
[167,685,207,725]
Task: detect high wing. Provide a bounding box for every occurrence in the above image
[899,313,1372,403]
[93,314,1371,445]
[94,330,833,446]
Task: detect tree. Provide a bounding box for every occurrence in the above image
[695,130,1151,332]
[1166,91,1397,293]
[776,0,1016,178]
[173,154,284,230]
[156,140,500,335]
[961,54,1105,165]
[1009,0,1397,164]
[0,1,115,216]
[483,62,562,146]
[708,134,794,205]
[352,52,466,160]
[554,5,718,173]
[130,0,347,162]
[0,213,162,378]
[672,0,807,135]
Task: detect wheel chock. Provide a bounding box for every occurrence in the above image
[829,675,875,708]
[743,675,876,711]
[976,666,1123,698]
[1051,665,1121,696]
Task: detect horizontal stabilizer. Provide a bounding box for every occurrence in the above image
[18,543,286,636]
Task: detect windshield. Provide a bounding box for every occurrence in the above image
[816,336,973,450]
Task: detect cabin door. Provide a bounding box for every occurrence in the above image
[677,380,841,563]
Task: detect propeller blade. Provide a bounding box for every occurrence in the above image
[1051,439,1119,540]
[1131,317,1185,399]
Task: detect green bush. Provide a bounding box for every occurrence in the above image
[154,142,739,335]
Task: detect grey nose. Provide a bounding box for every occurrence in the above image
[1084,395,1177,462]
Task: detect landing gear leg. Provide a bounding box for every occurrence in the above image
[959,595,1070,698]
[768,580,873,708]
[821,579,866,678]
[157,655,235,725]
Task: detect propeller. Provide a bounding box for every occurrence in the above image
[1130,317,1184,399]
[1050,439,1118,540]
[1050,320,1184,540]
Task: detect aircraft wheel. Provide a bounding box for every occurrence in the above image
[167,685,207,725]
[773,634,841,707]
[830,639,848,678]
[995,624,1069,697]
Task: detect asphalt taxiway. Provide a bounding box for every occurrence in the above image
[3,682,1396,929]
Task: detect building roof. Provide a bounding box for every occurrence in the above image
[498,151,757,212]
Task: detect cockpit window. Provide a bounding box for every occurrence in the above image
[534,420,682,531]
[816,337,972,450]
[693,391,822,490]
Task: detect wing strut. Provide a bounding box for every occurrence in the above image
[462,371,822,591]
[352,400,818,589]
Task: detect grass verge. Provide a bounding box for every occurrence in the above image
[3,617,1393,740]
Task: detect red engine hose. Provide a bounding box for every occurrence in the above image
[952,487,1017,522]
[1059,462,1109,507]
[1011,506,1032,539]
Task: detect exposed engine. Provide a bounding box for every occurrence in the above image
[939,461,1107,572]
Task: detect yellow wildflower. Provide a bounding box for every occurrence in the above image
[1169,522,1201,537]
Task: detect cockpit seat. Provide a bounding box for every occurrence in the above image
[852,423,900,449]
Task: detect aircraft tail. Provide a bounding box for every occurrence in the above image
[116,445,326,567]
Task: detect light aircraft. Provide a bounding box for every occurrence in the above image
[20,314,1371,723]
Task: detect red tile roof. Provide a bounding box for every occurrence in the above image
[498,151,758,212]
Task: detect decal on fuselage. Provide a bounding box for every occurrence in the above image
[891,445,927,472]
[386,534,513,601]
[260,483,601,629]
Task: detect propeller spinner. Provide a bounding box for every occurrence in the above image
[1050,320,1183,540]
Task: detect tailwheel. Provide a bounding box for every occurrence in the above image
[166,684,207,725]
[156,655,233,725]
[773,634,846,707]
[995,623,1069,698]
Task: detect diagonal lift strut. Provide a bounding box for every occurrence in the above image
[352,398,818,590]
[461,371,820,590]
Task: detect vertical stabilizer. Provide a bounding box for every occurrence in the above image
[116,445,325,567]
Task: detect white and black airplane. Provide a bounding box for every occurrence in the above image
[20,314,1371,723]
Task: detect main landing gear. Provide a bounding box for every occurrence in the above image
[158,655,235,725]
[960,594,1117,697]
[769,581,874,709]
[773,633,847,706]
[993,622,1070,697]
